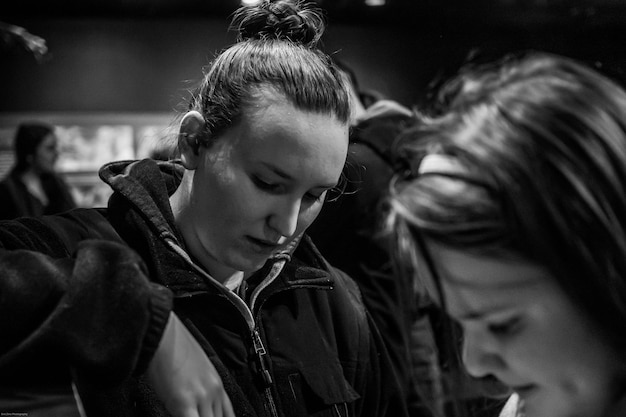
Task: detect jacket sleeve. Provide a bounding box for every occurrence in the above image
[366,311,415,417]
[328,266,411,417]
[0,215,173,385]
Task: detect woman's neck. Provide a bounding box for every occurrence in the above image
[19,170,48,205]
[170,171,249,288]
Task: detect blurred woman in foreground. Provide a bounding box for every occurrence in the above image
[386,51,626,417]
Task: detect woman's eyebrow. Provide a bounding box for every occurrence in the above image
[260,162,338,189]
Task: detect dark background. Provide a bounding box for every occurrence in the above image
[2,0,626,112]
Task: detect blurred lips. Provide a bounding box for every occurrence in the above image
[246,236,281,253]
[476,377,512,399]
[512,384,537,401]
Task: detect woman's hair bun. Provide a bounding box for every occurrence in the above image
[230,0,326,48]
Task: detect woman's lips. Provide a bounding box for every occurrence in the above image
[246,236,281,252]
[513,384,537,401]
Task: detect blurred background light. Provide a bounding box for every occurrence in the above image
[365,0,386,6]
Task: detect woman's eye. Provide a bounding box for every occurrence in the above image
[305,191,324,203]
[253,177,279,192]
[253,175,325,202]
[488,317,521,337]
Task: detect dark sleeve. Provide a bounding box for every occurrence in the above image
[0,216,173,385]
[329,267,410,417]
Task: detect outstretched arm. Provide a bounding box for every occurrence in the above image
[0,215,234,417]
[0,238,172,384]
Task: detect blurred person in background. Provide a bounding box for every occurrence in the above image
[0,121,76,219]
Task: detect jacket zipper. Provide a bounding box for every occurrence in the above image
[247,259,287,417]
[253,328,279,417]
[165,239,283,417]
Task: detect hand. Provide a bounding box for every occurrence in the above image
[147,313,235,417]
[0,22,49,61]
[20,29,48,60]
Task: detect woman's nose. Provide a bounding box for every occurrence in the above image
[461,329,506,379]
[268,198,301,239]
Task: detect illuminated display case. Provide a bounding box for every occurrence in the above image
[0,112,176,208]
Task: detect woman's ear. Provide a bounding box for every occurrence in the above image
[178,110,206,169]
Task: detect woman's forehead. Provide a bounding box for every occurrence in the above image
[417,241,550,306]
[216,97,348,184]
[431,243,547,288]
[415,244,554,324]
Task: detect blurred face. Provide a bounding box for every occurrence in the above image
[424,244,625,417]
[32,133,59,173]
[177,91,348,281]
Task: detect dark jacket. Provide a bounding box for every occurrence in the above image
[0,168,77,220]
[0,158,407,417]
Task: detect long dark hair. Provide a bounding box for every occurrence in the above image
[13,122,55,173]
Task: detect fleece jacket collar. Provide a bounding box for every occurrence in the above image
[99,158,183,247]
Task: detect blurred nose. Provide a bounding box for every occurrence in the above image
[268,198,301,240]
[462,329,505,379]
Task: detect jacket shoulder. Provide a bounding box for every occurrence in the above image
[298,234,368,318]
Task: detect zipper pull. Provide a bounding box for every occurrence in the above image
[252,328,273,387]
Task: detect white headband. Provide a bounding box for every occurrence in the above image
[417,154,466,175]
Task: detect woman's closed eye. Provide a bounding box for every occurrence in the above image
[253,176,283,193]
[304,190,325,203]
[487,317,522,337]
[253,175,328,203]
